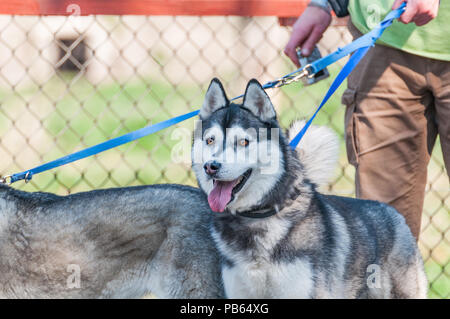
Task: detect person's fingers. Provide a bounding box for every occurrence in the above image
[413,18,428,26]
[300,26,324,57]
[392,0,405,10]
[412,13,432,26]
[399,2,418,24]
[284,24,312,66]
[394,0,439,26]
[284,41,301,67]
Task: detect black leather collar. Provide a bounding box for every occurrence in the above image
[235,206,278,219]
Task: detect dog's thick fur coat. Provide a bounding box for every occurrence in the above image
[0,78,427,299]
[193,78,428,298]
[0,184,223,298]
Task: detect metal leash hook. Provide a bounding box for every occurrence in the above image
[0,175,12,185]
[265,66,311,89]
[231,67,311,101]
[0,172,31,185]
[275,69,309,88]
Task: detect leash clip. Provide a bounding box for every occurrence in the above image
[304,64,316,79]
[272,68,309,88]
[0,175,12,185]
[0,172,32,185]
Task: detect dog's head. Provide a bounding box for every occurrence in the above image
[192,78,290,213]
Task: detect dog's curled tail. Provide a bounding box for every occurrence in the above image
[288,121,340,187]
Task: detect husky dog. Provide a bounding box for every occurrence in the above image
[192,78,428,298]
[0,183,223,298]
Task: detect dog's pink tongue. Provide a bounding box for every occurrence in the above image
[208,180,236,212]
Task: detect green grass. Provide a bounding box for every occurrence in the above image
[0,68,448,298]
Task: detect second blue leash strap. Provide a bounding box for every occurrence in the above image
[289,3,406,149]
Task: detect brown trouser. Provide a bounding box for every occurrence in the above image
[343,23,450,239]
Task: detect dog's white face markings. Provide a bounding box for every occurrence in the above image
[226,132,283,212]
[193,122,284,213]
[202,124,225,164]
[193,124,258,211]
[192,123,223,196]
[219,126,258,180]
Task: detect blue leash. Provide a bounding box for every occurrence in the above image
[3,4,405,185]
[290,3,405,148]
[6,110,200,184]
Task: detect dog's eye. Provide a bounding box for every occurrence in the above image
[206,137,215,145]
[239,139,249,147]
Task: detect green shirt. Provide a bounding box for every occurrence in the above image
[348,0,450,61]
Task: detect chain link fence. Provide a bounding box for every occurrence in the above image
[0,15,448,298]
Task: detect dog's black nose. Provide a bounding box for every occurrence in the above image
[204,161,221,176]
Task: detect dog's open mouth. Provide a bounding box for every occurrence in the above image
[208,169,252,213]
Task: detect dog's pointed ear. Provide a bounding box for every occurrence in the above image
[242,79,276,122]
[200,78,229,119]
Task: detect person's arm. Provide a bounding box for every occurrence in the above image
[284,1,332,67]
[284,0,440,66]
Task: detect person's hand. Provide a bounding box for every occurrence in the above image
[393,0,440,26]
[284,5,331,67]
